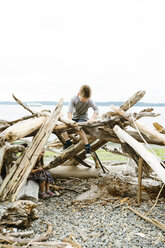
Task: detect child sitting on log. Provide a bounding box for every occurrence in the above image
[62,84,99,157]
[28,149,55,199]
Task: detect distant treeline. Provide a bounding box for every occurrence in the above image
[1,101,165,107]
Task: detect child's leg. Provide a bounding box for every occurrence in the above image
[61,132,72,149]
[77,129,88,145]
[39,180,50,199]
[45,182,50,192]
[61,131,70,141]
[77,129,91,157]
[40,180,46,193]
[45,182,55,196]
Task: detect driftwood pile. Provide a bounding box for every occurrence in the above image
[0,91,165,244]
[0,91,165,200]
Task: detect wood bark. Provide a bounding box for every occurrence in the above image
[137,157,143,204]
[0,200,38,228]
[76,173,162,201]
[0,144,25,178]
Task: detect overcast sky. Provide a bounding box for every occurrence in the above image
[0,0,165,103]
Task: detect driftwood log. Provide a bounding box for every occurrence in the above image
[0,200,38,228]
[16,180,39,202]
[113,125,165,184]
[75,173,163,202]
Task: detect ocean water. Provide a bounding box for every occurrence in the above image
[0,104,165,130]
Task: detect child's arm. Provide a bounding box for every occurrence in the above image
[88,111,98,124]
[67,112,72,120]
[31,167,43,174]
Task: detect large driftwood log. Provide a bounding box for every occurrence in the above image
[76,173,162,201]
[49,165,101,178]
[16,180,39,202]
[0,116,48,144]
[113,125,165,184]
[0,200,38,228]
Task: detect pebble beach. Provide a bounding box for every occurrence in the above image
[28,177,165,248]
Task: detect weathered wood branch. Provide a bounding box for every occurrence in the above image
[0,116,48,143]
[127,206,165,232]
[0,222,52,245]
[45,136,96,169]
[120,90,146,111]
[111,105,165,145]
[113,125,165,184]
[102,90,146,118]
[12,93,34,114]
[102,144,129,157]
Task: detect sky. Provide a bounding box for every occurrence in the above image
[0,0,165,103]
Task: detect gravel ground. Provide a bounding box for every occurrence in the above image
[27,177,165,248]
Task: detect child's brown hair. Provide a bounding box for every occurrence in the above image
[79,85,92,98]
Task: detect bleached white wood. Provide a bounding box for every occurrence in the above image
[17,180,39,202]
[0,116,47,142]
[113,125,165,184]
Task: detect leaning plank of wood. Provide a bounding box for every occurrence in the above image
[111,105,165,145]
[102,90,146,118]
[0,116,47,142]
[0,99,63,201]
[120,90,146,111]
[64,139,107,168]
[45,135,96,169]
[16,180,39,202]
[113,125,165,184]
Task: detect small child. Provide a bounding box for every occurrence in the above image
[62,84,99,157]
[28,150,55,199]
